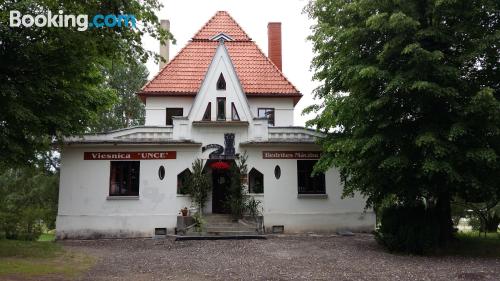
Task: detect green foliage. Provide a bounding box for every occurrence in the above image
[191,212,205,233]
[88,60,148,133]
[227,153,249,220]
[446,232,500,258]
[0,0,174,166]
[376,204,441,254]
[0,167,59,240]
[306,0,500,247]
[186,159,210,215]
[245,197,262,218]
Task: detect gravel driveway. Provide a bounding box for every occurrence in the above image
[61,234,499,281]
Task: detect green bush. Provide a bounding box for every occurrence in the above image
[0,167,58,241]
[375,204,441,254]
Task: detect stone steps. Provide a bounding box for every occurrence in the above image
[178,214,263,238]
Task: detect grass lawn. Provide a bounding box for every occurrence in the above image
[0,233,95,280]
[445,231,500,258]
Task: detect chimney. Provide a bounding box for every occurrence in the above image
[267,22,282,71]
[159,19,170,69]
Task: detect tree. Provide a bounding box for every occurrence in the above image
[186,159,211,215]
[0,0,173,167]
[88,60,148,133]
[0,166,59,240]
[306,0,500,249]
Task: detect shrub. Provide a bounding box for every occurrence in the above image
[227,153,249,220]
[375,204,441,254]
[0,167,58,241]
[185,159,210,215]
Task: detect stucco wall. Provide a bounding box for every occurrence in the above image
[56,142,374,239]
[247,97,294,127]
[145,96,194,126]
[243,145,374,233]
[56,145,199,239]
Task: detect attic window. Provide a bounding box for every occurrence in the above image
[202,102,211,121]
[211,33,233,42]
[216,73,226,90]
[231,103,240,121]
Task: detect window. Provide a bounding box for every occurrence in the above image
[109,161,140,196]
[203,102,211,121]
[166,108,183,126]
[231,102,240,121]
[177,169,192,195]
[217,97,226,121]
[297,160,325,194]
[248,168,264,194]
[158,166,165,180]
[274,165,281,179]
[216,73,226,90]
[258,108,275,126]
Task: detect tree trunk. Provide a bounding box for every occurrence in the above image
[436,191,454,246]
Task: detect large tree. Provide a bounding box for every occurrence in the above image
[306,0,499,245]
[88,60,148,133]
[0,0,172,166]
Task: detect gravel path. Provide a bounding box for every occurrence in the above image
[60,234,499,281]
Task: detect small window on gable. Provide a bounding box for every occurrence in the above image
[231,103,240,121]
[177,169,192,195]
[217,97,226,121]
[203,102,211,121]
[216,73,226,90]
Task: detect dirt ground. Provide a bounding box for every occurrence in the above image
[53,234,500,281]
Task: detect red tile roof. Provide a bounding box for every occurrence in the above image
[139,11,301,103]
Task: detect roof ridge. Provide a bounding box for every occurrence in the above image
[192,11,251,41]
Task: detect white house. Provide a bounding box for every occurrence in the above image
[56,11,375,239]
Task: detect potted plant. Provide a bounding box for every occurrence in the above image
[179,207,188,216]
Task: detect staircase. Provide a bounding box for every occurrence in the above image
[177,214,265,240]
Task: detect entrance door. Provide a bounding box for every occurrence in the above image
[212,169,231,214]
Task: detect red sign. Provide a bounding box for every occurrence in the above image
[262,151,321,159]
[84,151,176,160]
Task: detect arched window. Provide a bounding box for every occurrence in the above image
[216,73,226,90]
[177,169,192,195]
[248,168,264,194]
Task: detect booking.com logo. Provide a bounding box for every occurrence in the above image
[9,10,136,31]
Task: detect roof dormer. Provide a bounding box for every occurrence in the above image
[211,32,233,43]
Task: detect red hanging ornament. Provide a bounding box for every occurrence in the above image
[210,161,230,170]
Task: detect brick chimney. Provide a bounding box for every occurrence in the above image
[159,19,170,69]
[267,22,282,71]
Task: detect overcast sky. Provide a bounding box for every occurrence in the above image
[142,0,320,126]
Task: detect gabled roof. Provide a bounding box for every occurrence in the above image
[139,11,301,103]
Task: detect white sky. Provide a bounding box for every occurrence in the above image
[142,0,320,126]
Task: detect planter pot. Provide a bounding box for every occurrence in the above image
[181,209,188,216]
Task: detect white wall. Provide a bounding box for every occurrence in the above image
[56,145,200,239]
[57,142,374,238]
[145,96,194,126]
[243,145,375,233]
[247,97,295,126]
